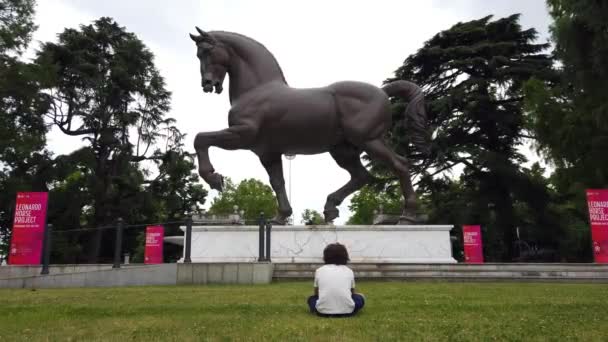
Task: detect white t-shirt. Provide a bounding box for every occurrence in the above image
[314,264,355,314]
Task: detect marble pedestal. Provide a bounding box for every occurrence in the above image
[167,225,456,263]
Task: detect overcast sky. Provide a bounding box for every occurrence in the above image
[32,0,552,224]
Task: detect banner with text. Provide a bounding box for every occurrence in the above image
[145,225,164,264]
[586,189,608,263]
[8,192,49,265]
[463,225,484,263]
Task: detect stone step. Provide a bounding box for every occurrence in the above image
[275,274,608,283]
[273,263,608,272]
[273,263,608,282]
[276,270,608,277]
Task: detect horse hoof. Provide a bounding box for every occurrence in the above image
[324,209,339,223]
[398,213,427,224]
[208,173,224,191]
[270,216,288,225]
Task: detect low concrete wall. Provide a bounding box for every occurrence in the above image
[177,262,274,285]
[0,264,116,279]
[1,264,177,289]
[0,263,274,288]
[4,263,605,288]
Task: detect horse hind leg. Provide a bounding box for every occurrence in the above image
[361,138,420,223]
[324,144,373,223]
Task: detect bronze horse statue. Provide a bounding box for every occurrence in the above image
[190,27,430,224]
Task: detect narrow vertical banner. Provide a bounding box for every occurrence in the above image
[586,189,608,263]
[462,225,484,263]
[8,192,49,265]
[144,225,164,264]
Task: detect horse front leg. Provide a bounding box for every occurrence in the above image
[193,125,255,191]
[260,155,292,225]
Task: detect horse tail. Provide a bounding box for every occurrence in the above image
[382,80,431,157]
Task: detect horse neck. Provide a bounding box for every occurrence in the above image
[212,32,287,102]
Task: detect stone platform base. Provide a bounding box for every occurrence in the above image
[177,262,273,285]
[172,224,456,263]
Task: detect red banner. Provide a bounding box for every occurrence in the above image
[586,189,608,263]
[144,225,164,264]
[8,192,49,265]
[463,225,484,263]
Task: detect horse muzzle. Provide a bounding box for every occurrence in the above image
[202,81,223,94]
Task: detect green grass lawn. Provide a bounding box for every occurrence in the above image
[1,281,607,341]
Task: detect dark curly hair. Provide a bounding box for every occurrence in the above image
[323,243,350,265]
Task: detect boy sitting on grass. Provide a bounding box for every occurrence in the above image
[307,243,365,317]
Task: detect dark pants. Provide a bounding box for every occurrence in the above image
[307,294,365,317]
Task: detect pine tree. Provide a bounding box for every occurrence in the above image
[36,17,175,261]
[384,15,554,260]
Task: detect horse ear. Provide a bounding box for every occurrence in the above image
[189,33,201,42]
[195,26,217,44]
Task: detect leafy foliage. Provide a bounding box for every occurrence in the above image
[364,15,558,260]
[208,178,277,222]
[521,0,608,261]
[347,185,401,225]
[143,148,207,262]
[0,0,36,54]
[0,0,50,261]
[300,209,324,225]
[525,1,608,211]
[0,11,206,263]
[31,17,204,262]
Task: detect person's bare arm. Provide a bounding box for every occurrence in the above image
[314,287,319,296]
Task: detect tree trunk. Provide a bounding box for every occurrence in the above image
[86,148,111,263]
[495,182,516,261]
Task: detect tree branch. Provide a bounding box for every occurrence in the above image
[132,140,152,162]
[518,134,537,140]
[130,154,164,162]
[458,157,483,173]
[55,123,96,136]
[491,97,524,105]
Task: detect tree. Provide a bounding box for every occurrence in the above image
[546,0,608,122]
[40,140,207,263]
[383,15,555,260]
[525,0,608,222]
[0,0,50,261]
[208,178,277,222]
[0,0,36,53]
[35,17,177,261]
[521,1,608,261]
[144,146,208,261]
[527,0,608,186]
[301,209,324,225]
[146,149,208,222]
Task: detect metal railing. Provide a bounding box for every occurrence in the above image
[37,213,273,275]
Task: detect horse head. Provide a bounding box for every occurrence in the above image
[190,27,229,94]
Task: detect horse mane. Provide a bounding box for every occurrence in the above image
[209,31,288,85]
